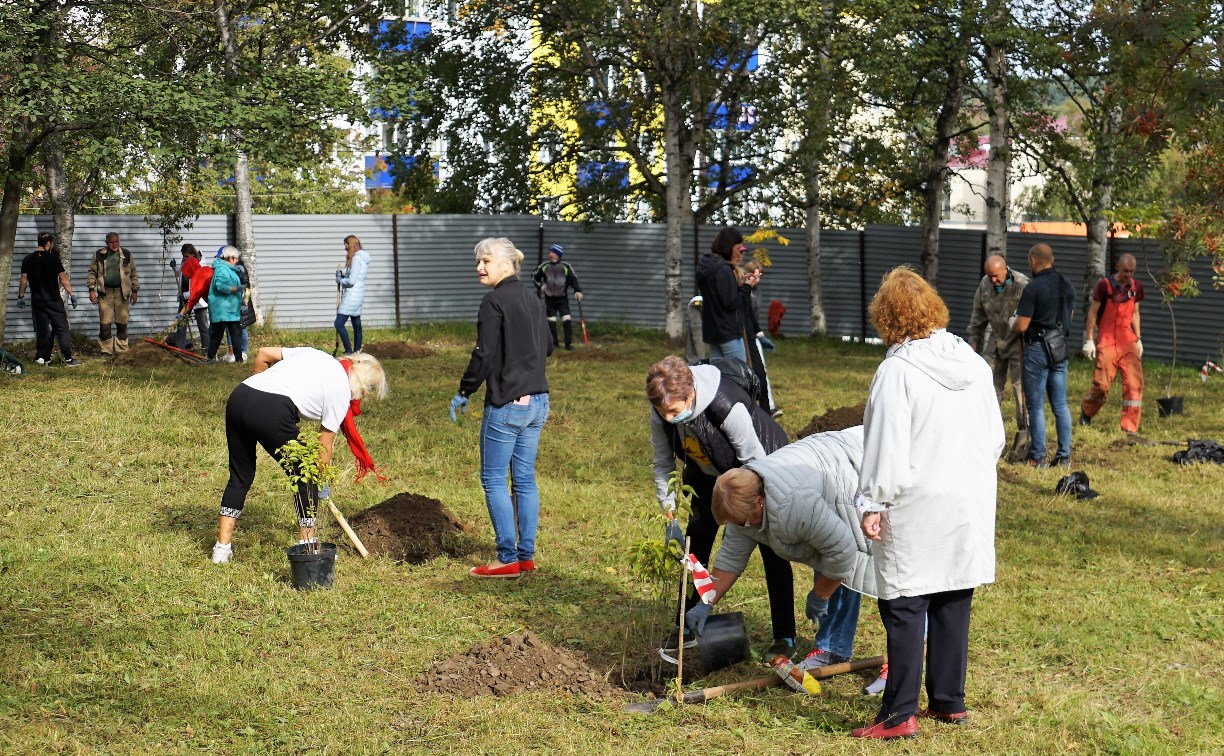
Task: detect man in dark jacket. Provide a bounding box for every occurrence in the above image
[531,244,583,351]
[697,227,747,362]
[1014,243,1076,468]
[18,232,81,366]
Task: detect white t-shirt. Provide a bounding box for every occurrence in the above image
[243,347,350,431]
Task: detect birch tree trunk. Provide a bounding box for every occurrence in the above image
[215,0,263,325]
[0,128,29,341]
[804,147,826,335]
[919,59,966,287]
[662,93,691,343]
[983,2,1010,260]
[42,131,75,275]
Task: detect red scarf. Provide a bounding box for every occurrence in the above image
[339,359,385,483]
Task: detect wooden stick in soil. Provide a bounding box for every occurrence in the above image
[675,536,690,704]
[327,499,369,558]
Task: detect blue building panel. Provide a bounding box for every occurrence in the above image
[705,163,754,189]
[376,19,432,52]
[577,161,630,189]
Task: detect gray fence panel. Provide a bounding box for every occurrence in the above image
[8,214,1223,365]
[250,215,397,330]
[5,214,230,342]
[395,214,542,323]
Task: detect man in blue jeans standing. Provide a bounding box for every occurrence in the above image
[1013,243,1076,468]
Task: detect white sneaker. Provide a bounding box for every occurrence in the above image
[34,357,49,365]
[211,542,233,564]
[223,354,236,363]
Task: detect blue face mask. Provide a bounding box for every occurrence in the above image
[668,406,694,425]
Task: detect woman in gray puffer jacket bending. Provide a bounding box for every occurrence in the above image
[686,427,877,672]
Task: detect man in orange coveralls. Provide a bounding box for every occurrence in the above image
[1080,254,1144,434]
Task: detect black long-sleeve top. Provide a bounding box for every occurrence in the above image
[459,277,553,407]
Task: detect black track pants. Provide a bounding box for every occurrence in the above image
[220,384,317,526]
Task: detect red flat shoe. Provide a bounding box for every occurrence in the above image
[469,562,521,578]
[918,709,969,725]
[850,716,918,740]
[517,560,535,572]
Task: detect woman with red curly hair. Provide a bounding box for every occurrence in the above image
[850,267,1004,741]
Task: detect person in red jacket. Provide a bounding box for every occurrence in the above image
[179,253,215,355]
[171,244,210,351]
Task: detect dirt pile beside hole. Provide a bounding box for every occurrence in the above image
[361,341,435,360]
[113,341,194,366]
[347,492,475,563]
[796,403,866,439]
[415,630,620,699]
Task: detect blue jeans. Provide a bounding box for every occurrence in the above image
[480,393,550,564]
[708,338,746,363]
[814,585,861,661]
[1022,343,1072,461]
[334,314,362,354]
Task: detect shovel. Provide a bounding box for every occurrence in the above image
[624,655,886,714]
[326,496,370,558]
[576,297,589,345]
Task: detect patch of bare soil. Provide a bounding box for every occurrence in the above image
[360,341,435,360]
[796,403,866,439]
[113,340,194,366]
[347,492,475,563]
[414,630,621,699]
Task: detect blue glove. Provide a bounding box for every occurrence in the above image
[685,602,713,636]
[759,335,776,351]
[320,485,331,500]
[448,393,469,423]
[805,590,829,623]
[664,519,684,550]
[16,298,26,309]
[69,295,78,309]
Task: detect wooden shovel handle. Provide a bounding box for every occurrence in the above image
[327,500,369,558]
[684,654,887,704]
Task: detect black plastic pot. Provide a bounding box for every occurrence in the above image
[1156,396,1184,417]
[694,611,750,676]
[286,542,337,590]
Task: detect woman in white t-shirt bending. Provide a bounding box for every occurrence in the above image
[211,347,388,564]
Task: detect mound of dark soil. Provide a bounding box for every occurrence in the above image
[415,630,620,699]
[555,346,627,362]
[113,340,193,366]
[347,492,475,563]
[361,341,435,360]
[795,403,866,439]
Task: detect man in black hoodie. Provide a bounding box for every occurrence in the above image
[696,227,747,362]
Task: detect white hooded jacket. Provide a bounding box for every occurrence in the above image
[858,329,1005,600]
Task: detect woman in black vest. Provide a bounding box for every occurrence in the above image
[647,355,796,656]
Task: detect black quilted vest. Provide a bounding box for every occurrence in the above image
[658,377,789,472]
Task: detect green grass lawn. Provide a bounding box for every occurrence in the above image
[1,325,1221,754]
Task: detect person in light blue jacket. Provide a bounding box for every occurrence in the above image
[335,235,370,354]
[208,246,245,362]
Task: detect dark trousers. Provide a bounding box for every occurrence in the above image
[208,320,244,361]
[171,307,210,353]
[221,385,317,526]
[334,313,362,353]
[683,465,796,641]
[876,588,975,726]
[32,298,73,360]
[544,296,572,348]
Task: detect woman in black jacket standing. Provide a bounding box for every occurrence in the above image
[449,237,553,579]
[696,227,748,362]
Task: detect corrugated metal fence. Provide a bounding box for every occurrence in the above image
[6,214,1223,364]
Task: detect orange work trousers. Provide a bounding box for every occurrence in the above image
[1081,342,1143,432]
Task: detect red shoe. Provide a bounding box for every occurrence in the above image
[850,716,918,740]
[918,709,969,725]
[469,562,521,578]
[517,560,536,572]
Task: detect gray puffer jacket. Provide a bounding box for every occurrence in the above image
[716,427,877,597]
